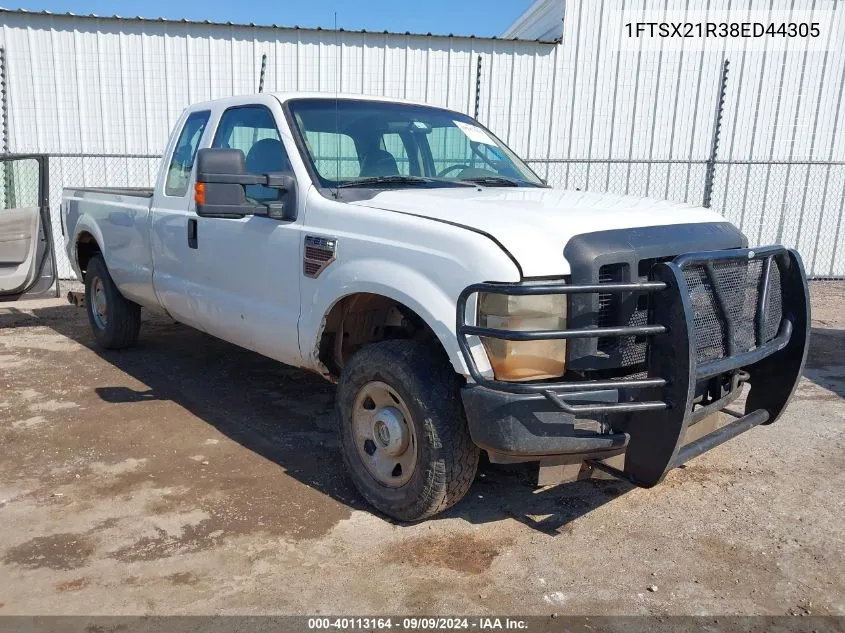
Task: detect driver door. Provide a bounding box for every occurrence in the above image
[188,104,303,364]
[0,155,57,300]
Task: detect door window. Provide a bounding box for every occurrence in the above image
[165,110,210,197]
[212,106,291,202]
[1,158,40,209]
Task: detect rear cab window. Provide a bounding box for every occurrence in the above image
[165,110,210,197]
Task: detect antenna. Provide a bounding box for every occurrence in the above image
[334,11,341,199]
[258,53,267,93]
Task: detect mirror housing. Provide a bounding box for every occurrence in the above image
[194,148,297,221]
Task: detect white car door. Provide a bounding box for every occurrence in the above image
[179,103,303,364]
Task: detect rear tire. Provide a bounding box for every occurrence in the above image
[336,339,479,521]
[84,254,141,349]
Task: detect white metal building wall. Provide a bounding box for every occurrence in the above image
[506,0,845,277]
[2,4,844,277]
[0,11,557,156]
[0,11,561,280]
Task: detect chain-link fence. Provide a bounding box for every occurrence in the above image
[526,159,711,206]
[44,154,160,279]
[713,161,845,280]
[3,152,842,281]
[527,157,845,279]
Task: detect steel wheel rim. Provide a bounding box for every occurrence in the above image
[352,381,418,488]
[91,277,108,329]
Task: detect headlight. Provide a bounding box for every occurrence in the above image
[477,292,567,382]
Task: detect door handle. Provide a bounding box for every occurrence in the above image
[188,218,198,249]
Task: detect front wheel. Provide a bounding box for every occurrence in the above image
[336,340,479,521]
[84,254,141,349]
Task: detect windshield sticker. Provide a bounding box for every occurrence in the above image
[454,121,496,146]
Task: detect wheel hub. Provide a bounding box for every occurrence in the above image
[352,381,418,488]
[91,277,108,329]
[372,407,409,456]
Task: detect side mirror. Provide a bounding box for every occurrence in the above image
[194,148,297,221]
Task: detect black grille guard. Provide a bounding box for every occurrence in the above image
[456,245,811,486]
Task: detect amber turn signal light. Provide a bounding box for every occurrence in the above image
[194,182,206,206]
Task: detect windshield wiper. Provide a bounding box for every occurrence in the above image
[459,176,523,187]
[338,175,435,188]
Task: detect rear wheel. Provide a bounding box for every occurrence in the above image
[84,254,141,349]
[337,339,479,521]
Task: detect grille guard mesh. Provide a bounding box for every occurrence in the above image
[457,245,810,487]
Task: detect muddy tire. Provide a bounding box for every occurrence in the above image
[337,339,479,521]
[84,254,141,349]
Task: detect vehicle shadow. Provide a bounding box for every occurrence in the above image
[15,303,633,533]
[804,327,845,399]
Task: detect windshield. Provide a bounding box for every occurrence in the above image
[286,98,544,189]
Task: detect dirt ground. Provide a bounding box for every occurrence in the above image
[0,282,843,616]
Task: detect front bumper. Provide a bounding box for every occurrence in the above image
[457,245,810,486]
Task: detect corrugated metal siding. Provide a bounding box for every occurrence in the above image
[1,2,844,277]
[515,0,845,276]
[0,12,557,156]
[0,11,560,279]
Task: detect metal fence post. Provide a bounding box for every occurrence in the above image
[703,59,730,208]
[0,46,14,208]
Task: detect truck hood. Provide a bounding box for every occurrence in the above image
[350,187,727,277]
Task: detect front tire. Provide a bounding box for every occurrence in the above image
[336,340,479,521]
[84,254,141,349]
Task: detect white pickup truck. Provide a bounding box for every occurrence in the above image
[60,93,810,521]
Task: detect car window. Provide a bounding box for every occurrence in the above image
[380,133,411,175]
[1,158,40,208]
[288,99,542,188]
[427,125,473,176]
[212,105,291,202]
[165,110,210,197]
[303,130,360,180]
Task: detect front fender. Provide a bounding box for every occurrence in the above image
[300,257,471,376]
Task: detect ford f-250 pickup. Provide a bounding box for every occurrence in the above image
[61,93,810,521]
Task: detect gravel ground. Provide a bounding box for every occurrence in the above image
[0,282,843,616]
